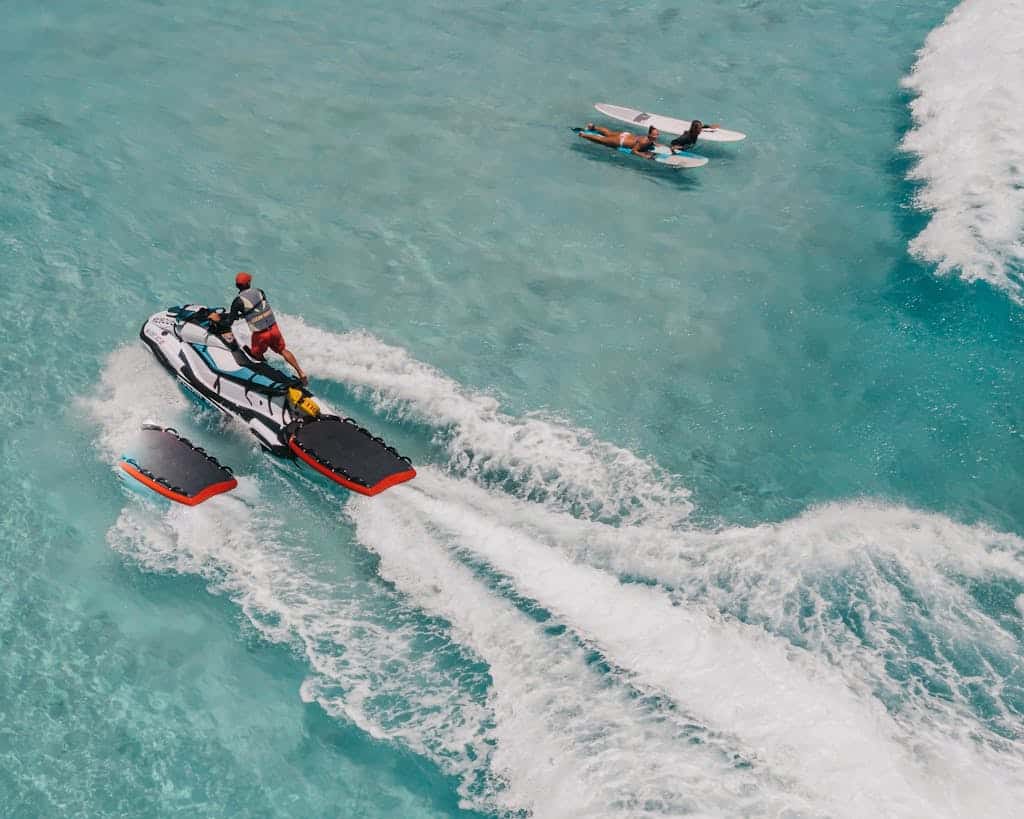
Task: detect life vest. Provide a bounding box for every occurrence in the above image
[236,287,276,332]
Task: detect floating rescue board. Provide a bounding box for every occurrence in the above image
[119,424,237,505]
[289,416,417,496]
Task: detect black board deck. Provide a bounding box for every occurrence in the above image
[289,416,415,496]
[120,426,237,505]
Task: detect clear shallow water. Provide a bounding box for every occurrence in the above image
[4,0,1024,816]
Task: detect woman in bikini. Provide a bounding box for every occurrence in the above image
[579,123,660,158]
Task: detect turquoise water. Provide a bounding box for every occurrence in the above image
[4,0,1024,815]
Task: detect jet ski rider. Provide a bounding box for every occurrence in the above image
[209,272,308,385]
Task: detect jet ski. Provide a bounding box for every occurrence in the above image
[138,305,416,496]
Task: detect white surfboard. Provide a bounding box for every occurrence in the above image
[651,144,708,167]
[649,147,708,168]
[595,103,746,142]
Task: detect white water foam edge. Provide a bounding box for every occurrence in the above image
[901,0,1024,299]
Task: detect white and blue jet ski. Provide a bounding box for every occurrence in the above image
[138,305,416,496]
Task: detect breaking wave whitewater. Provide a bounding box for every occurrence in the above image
[85,326,1024,816]
[901,0,1024,299]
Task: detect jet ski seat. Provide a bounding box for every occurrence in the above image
[188,341,296,394]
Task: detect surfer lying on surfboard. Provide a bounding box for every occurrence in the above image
[668,120,721,153]
[579,123,660,158]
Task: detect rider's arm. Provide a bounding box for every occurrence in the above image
[208,296,243,327]
[225,295,245,324]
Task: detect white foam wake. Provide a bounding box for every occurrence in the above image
[284,316,693,527]
[88,330,1024,816]
[87,342,795,816]
[286,319,1024,761]
[85,345,501,812]
[381,471,1024,818]
[429,482,1024,803]
[901,0,1024,299]
[106,498,499,804]
[78,345,192,456]
[349,487,815,818]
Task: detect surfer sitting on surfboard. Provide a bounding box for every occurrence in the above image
[579,123,660,158]
[668,120,721,153]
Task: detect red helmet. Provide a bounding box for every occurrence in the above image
[235,271,252,288]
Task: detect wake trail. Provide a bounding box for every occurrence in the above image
[439,478,1024,740]
[350,489,815,818]
[378,469,1024,818]
[85,346,502,813]
[106,498,499,807]
[89,331,1024,815]
[291,320,1024,765]
[387,472,970,818]
[424,478,1024,804]
[287,316,693,527]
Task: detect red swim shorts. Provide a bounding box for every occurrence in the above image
[250,324,286,359]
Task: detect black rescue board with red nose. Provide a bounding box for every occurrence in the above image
[119,425,237,505]
[288,416,416,496]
